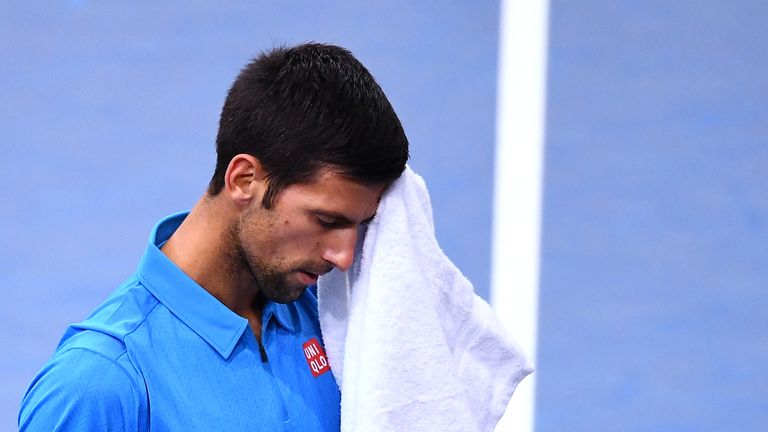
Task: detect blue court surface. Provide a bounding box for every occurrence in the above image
[537,1,768,430]
[1,1,766,431]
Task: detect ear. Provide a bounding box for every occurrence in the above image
[223,154,268,207]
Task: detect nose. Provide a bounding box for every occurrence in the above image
[321,226,357,272]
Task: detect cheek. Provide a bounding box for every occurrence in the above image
[270,217,324,257]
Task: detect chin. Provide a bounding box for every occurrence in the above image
[268,286,308,304]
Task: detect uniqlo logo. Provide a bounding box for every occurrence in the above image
[302,338,330,377]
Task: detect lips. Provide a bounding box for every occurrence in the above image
[297,270,319,286]
[296,264,333,286]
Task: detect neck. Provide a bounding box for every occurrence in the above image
[160,196,262,319]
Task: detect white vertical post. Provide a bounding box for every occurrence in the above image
[490,0,549,431]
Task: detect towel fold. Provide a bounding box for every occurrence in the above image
[318,165,533,432]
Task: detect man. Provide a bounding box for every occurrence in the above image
[19,43,409,431]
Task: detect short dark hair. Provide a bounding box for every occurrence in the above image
[209,43,409,207]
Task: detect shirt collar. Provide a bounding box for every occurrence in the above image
[136,211,295,359]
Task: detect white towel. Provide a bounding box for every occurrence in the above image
[318,165,533,432]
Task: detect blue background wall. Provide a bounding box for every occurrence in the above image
[0,2,499,429]
[536,1,768,430]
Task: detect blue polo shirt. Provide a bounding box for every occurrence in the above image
[19,212,341,431]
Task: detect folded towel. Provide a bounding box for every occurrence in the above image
[318,165,534,432]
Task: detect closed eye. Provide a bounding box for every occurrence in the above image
[317,215,339,228]
[314,211,372,229]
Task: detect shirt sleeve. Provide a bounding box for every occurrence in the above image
[19,348,145,432]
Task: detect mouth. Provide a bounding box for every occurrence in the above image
[297,270,319,286]
[296,263,334,286]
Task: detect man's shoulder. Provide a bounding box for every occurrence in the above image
[19,276,156,430]
[61,274,160,353]
[19,345,148,431]
[34,346,143,393]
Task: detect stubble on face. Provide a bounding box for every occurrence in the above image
[224,205,316,304]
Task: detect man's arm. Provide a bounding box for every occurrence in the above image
[19,348,145,431]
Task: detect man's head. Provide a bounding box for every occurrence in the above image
[225,160,387,303]
[209,42,409,207]
[209,43,408,303]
